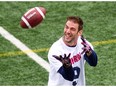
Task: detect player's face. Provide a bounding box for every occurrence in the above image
[63,20,81,46]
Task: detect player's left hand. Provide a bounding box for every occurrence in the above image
[81,36,92,56]
[52,53,71,68]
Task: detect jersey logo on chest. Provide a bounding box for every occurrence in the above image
[70,53,81,64]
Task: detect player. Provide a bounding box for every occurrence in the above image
[48,16,98,86]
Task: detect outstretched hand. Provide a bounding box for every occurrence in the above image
[81,35,92,56]
[52,53,71,68]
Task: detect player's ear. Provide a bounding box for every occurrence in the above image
[78,29,83,36]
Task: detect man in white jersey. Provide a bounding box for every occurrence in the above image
[48,16,98,86]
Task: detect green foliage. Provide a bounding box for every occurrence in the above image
[0,1,116,86]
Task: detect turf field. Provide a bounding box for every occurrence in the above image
[0,1,116,86]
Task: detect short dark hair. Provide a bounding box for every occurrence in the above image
[66,16,83,31]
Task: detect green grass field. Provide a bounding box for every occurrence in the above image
[0,1,116,86]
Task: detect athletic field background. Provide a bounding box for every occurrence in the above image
[0,1,116,86]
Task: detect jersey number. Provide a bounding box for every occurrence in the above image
[72,67,80,86]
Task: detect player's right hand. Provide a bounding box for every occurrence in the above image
[52,53,71,68]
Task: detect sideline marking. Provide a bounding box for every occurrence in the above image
[0,39,116,57]
[92,39,116,46]
[0,48,49,57]
[0,26,50,72]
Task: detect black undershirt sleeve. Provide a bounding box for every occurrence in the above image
[84,50,98,66]
[58,66,74,81]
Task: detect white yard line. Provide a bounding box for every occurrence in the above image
[0,26,50,72]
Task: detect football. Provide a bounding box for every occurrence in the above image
[20,7,46,29]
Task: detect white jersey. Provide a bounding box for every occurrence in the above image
[48,36,93,86]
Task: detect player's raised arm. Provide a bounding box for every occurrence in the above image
[81,35,98,66]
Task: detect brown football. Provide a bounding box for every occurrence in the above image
[20,7,46,29]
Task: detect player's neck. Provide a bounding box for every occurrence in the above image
[62,37,77,47]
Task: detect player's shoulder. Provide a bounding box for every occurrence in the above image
[52,38,62,46]
[49,37,62,50]
[48,37,63,58]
